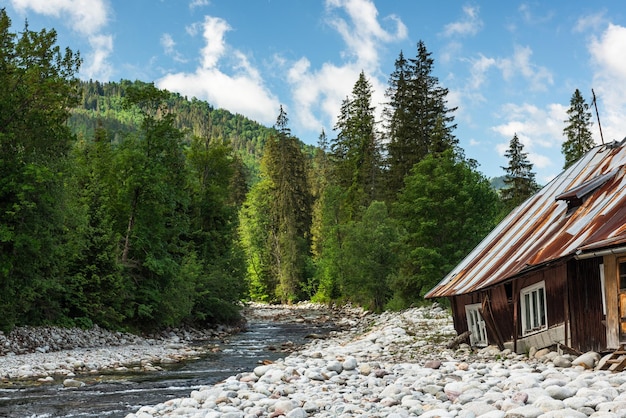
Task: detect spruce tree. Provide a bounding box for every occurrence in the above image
[384,41,458,200]
[257,106,312,302]
[330,71,382,220]
[501,134,539,212]
[562,89,594,169]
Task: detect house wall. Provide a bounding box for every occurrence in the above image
[450,293,480,335]
[451,262,576,353]
[604,254,619,349]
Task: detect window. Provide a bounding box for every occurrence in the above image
[465,303,488,346]
[521,281,547,336]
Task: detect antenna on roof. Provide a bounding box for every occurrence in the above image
[591,88,604,145]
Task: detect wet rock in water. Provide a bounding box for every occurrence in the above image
[62,378,85,388]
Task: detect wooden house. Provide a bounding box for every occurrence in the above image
[425,140,626,354]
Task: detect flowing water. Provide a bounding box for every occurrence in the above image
[0,320,332,417]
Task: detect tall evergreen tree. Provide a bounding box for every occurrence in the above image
[384,41,458,200]
[245,106,312,302]
[562,89,594,169]
[501,133,540,213]
[0,11,81,330]
[64,126,126,329]
[330,71,382,219]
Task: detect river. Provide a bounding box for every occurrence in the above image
[0,319,332,417]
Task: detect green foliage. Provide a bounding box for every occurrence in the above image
[239,179,276,301]
[391,150,499,306]
[337,201,398,311]
[69,79,278,180]
[330,71,382,220]
[63,127,126,329]
[384,41,458,201]
[0,10,81,330]
[500,133,540,214]
[240,107,312,303]
[562,89,594,169]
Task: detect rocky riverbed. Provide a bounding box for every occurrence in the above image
[126,304,626,418]
[0,324,233,385]
[0,302,352,386]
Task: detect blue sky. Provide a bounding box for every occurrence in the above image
[2,0,626,182]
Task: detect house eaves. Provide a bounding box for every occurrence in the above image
[426,140,626,299]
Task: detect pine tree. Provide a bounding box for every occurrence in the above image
[384,41,458,200]
[501,134,539,212]
[562,89,594,169]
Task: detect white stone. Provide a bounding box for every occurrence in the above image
[62,378,85,388]
[342,356,357,370]
[326,360,342,372]
[462,400,497,416]
[274,399,297,414]
[253,364,271,377]
[504,405,543,417]
[572,352,600,369]
[544,384,576,400]
[552,356,572,368]
[286,407,307,418]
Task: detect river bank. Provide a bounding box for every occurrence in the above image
[0,302,357,386]
[127,304,626,418]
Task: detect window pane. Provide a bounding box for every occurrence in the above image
[539,287,546,326]
[524,293,530,332]
[532,290,539,328]
[620,263,626,290]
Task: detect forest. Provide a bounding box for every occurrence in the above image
[0,10,595,333]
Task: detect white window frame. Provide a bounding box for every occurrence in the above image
[520,281,547,336]
[465,303,488,346]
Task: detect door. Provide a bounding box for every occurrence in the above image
[619,261,626,341]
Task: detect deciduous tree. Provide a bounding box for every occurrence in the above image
[392,150,499,306]
[0,10,81,330]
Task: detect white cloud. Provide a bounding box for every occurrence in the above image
[161,33,187,63]
[492,102,569,172]
[161,33,176,53]
[199,16,230,69]
[11,0,109,34]
[468,54,496,90]
[285,0,407,134]
[157,15,279,125]
[574,11,607,33]
[82,34,113,80]
[189,0,210,10]
[589,23,626,143]
[498,45,553,91]
[443,5,483,37]
[9,0,114,80]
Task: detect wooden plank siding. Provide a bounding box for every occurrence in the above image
[450,293,480,335]
[604,254,619,349]
[567,257,606,352]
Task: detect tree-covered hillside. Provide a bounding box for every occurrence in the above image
[69,79,290,180]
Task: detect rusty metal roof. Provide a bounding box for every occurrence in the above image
[426,140,626,298]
